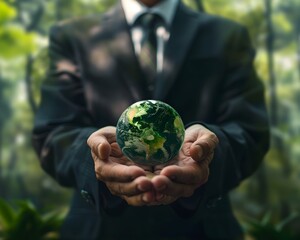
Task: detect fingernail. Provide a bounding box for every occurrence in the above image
[98,143,104,159]
[138,184,146,192]
[156,193,164,201]
[142,194,149,203]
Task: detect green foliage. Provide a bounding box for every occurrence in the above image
[62,0,117,17]
[0,1,300,239]
[0,1,16,24]
[0,1,36,59]
[0,199,65,240]
[0,199,15,230]
[0,26,36,59]
[31,48,49,105]
[246,212,300,240]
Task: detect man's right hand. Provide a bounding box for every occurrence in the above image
[87,126,156,206]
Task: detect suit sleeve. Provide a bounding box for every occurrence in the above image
[32,25,124,214]
[174,25,270,214]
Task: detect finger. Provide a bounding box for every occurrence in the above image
[87,127,117,159]
[123,190,177,206]
[142,194,177,206]
[94,160,145,182]
[87,126,117,145]
[206,151,215,165]
[123,191,156,206]
[154,195,177,205]
[190,133,218,162]
[106,176,153,197]
[110,142,123,157]
[88,135,111,160]
[154,158,177,174]
[151,175,196,198]
[159,164,204,185]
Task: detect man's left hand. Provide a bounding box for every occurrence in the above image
[150,124,219,205]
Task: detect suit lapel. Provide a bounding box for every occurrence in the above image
[154,3,201,100]
[101,2,202,101]
[103,3,151,101]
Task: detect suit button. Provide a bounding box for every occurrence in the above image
[80,190,95,205]
[206,196,222,208]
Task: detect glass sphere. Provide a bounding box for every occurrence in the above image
[116,100,185,166]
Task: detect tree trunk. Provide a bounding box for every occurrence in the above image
[194,0,205,11]
[255,162,269,207]
[264,0,277,127]
[0,68,11,199]
[25,55,37,113]
[297,31,300,83]
[250,0,279,212]
[55,0,64,21]
[0,70,3,179]
[17,2,46,113]
[0,125,2,179]
[0,82,6,197]
[6,137,29,199]
[265,0,292,219]
[26,3,44,32]
[296,31,300,108]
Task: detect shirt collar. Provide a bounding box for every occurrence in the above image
[121,0,179,27]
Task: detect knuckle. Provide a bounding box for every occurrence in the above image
[162,196,176,205]
[87,133,95,146]
[195,164,209,187]
[95,171,102,181]
[116,184,135,197]
[203,132,218,147]
[207,132,214,138]
[127,197,144,207]
[91,151,97,160]
[117,183,123,195]
[207,152,214,163]
[95,166,106,181]
[109,188,118,196]
[211,134,219,146]
[106,183,119,196]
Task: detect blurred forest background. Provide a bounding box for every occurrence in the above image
[0,0,299,239]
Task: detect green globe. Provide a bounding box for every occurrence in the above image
[116,100,185,166]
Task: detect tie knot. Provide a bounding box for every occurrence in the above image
[137,13,162,29]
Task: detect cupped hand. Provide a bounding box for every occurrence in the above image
[87,126,156,206]
[151,124,219,205]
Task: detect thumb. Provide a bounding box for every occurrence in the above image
[87,126,117,160]
[98,139,111,160]
[189,142,204,162]
[87,134,111,161]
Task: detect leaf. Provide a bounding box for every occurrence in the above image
[40,211,65,236]
[0,1,16,24]
[261,211,272,226]
[0,25,37,59]
[0,198,16,230]
[276,212,299,231]
[0,200,65,240]
[7,201,43,240]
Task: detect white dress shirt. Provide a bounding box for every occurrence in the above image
[121,0,179,73]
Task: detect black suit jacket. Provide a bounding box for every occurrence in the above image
[33,2,269,239]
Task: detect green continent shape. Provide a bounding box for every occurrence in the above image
[141,128,168,161]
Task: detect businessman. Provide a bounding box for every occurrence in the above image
[33,0,270,239]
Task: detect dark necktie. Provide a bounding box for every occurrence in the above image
[137,13,162,92]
